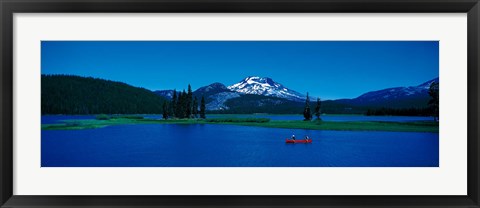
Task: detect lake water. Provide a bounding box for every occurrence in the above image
[42,123,439,167]
[42,115,96,124]
[208,114,434,122]
[42,114,434,124]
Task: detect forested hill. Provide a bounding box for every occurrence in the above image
[41,75,166,115]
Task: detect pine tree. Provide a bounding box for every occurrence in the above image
[168,100,174,117]
[365,109,372,116]
[177,90,187,118]
[192,96,198,118]
[186,84,193,118]
[171,90,177,118]
[428,82,439,122]
[200,96,206,119]
[314,97,322,120]
[303,92,312,121]
[162,100,168,120]
[175,90,183,118]
[183,90,188,118]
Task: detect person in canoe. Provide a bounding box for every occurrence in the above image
[291,135,296,140]
[305,136,310,140]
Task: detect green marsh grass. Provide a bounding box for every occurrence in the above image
[42,116,438,133]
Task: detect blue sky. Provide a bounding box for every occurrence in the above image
[41,41,438,100]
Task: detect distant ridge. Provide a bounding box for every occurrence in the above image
[42,74,166,114]
[42,74,438,115]
[336,77,439,108]
[153,76,438,113]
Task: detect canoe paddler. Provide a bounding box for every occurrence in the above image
[291,135,296,140]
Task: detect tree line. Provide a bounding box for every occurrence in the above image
[162,84,206,119]
[41,75,166,114]
[364,107,434,116]
[363,81,439,119]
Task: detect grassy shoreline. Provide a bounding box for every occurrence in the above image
[42,117,439,132]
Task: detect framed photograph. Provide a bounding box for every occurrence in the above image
[1,0,479,207]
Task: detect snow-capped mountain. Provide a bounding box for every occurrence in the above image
[227,76,306,101]
[154,76,439,113]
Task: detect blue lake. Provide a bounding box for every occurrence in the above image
[42,114,434,124]
[42,123,439,167]
[42,115,96,124]
[151,114,434,122]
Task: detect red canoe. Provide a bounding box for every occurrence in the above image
[285,139,312,143]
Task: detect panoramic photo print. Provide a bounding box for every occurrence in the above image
[41,41,439,167]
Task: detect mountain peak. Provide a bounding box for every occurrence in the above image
[228,76,305,101]
[235,76,279,88]
[417,77,439,89]
[207,82,227,88]
[194,82,230,95]
[244,76,260,80]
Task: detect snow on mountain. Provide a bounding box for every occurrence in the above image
[356,77,439,100]
[227,76,306,101]
[205,92,241,110]
[155,76,439,111]
[417,77,439,89]
[154,90,178,99]
[192,82,241,110]
[344,77,439,108]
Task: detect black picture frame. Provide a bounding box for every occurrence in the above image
[1,0,479,207]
